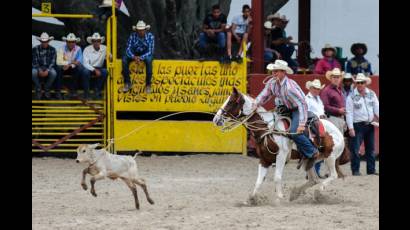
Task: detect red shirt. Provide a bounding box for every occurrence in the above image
[314,58,341,74]
[320,84,345,116]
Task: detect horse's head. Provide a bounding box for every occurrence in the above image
[213,87,251,126]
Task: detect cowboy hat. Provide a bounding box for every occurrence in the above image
[343,73,353,80]
[280,15,289,22]
[267,12,280,20]
[321,44,337,56]
[350,43,368,56]
[266,60,294,74]
[306,79,325,90]
[325,68,344,81]
[353,73,372,85]
[36,32,54,42]
[62,33,80,42]
[264,21,273,29]
[86,32,105,44]
[132,20,151,31]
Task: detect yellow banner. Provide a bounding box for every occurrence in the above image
[114,60,247,112]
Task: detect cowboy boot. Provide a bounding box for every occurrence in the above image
[305,152,320,171]
[34,89,42,100]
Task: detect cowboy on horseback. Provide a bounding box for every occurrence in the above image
[253,60,320,170]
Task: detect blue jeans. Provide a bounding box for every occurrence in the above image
[199,32,226,49]
[349,122,376,174]
[315,160,323,175]
[289,110,318,158]
[122,55,153,86]
[55,64,86,93]
[32,67,57,91]
[83,67,108,93]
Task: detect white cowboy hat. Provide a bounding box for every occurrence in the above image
[354,73,372,85]
[266,60,294,74]
[306,79,325,90]
[280,15,289,22]
[36,32,54,42]
[267,12,280,20]
[325,68,344,81]
[99,0,113,7]
[86,32,105,44]
[62,33,80,42]
[132,20,151,31]
[343,73,353,80]
[264,21,273,29]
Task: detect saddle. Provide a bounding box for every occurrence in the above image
[276,107,325,151]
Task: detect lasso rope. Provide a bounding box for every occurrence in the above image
[102,111,216,151]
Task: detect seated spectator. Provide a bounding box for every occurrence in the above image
[32,32,57,100]
[314,44,341,74]
[199,4,227,61]
[226,4,251,63]
[56,33,85,99]
[270,14,297,72]
[346,43,373,76]
[263,21,280,63]
[83,32,108,100]
[122,20,154,93]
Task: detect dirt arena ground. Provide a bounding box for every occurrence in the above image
[32,155,379,230]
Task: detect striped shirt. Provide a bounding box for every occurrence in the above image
[256,76,308,125]
[125,32,155,61]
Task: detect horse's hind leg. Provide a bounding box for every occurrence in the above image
[289,166,320,201]
[252,163,269,197]
[319,156,338,191]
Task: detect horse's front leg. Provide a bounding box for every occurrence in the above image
[252,163,269,197]
[273,149,288,199]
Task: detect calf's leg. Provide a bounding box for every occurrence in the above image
[133,178,155,205]
[90,171,105,197]
[122,178,140,210]
[81,167,89,190]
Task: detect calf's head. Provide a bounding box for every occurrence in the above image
[76,143,100,163]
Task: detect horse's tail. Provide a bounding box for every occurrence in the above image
[335,158,345,179]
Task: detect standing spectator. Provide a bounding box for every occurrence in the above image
[270,15,297,72]
[346,43,373,76]
[83,32,108,100]
[346,73,379,176]
[32,32,57,100]
[263,21,280,63]
[226,4,251,63]
[56,33,85,99]
[342,73,355,100]
[320,68,346,134]
[314,44,341,74]
[122,20,154,93]
[305,79,326,178]
[199,4,227,61]
[96,0,123,21]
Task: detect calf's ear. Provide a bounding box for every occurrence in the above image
[88,143,101,149]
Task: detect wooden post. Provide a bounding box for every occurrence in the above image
[251,0,264,73]
[297,0,311,69]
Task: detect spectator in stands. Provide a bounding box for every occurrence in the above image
[342,73,355,100]
[346,43,373,76]
[199,4,227,61]
[270,14,297,72]
[305,79,326,178]
[56,33,85,99]
[122,20,154,93]
[83,32,108,100]
[226,4,252,63]
[314,44,341,74]
[346,73,379,176]
[96,0,123,21]
[263,21,280,63]
[32,32,57,100]
[320,68,346,134]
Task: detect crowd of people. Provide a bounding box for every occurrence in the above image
[253,59,378,177]
[32,4,376,102]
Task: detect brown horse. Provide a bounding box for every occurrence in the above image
[213,87,347,201]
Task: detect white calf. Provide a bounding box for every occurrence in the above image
[76,143,154,210]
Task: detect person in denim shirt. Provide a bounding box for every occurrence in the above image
[32,33,57,100]
[346,43,373,76]
[122,20,154,94]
